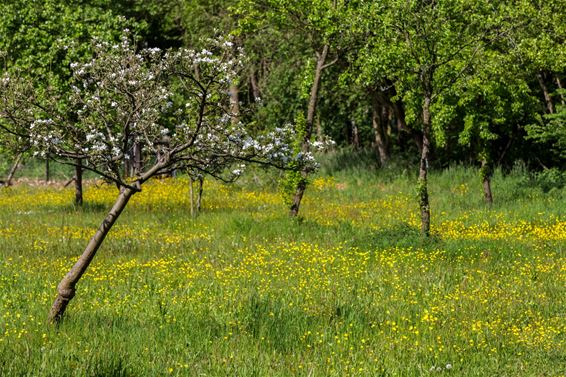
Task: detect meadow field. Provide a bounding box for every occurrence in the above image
[0,163,564,376]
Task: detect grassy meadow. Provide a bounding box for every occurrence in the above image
[0,159,564,376]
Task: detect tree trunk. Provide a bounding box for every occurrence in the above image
[372,98,389,166]
[124,158,131,178]
[48,185,136,323]
[156,136,171,178]
[74,158,83,206]
[196,177,204,213]
[289,177,307,217]
[482,173,493,206]
[229,83,240,125]
[133,142,143,176]
[189,177,195,218]
[6,152,23,186]
[45,158,50,183]
[351,119,360,149]
[419,94,432,237]
[537,72,555,114]
[289,44,329,217]
[480,158,493,205]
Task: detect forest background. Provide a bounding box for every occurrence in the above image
[1,0,564,183]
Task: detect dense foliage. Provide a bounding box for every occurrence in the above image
[1,0,564,167]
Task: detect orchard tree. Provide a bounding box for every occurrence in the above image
[234,0,344,216]
[17,34,312,323]
[438,47,539,204]
[354,0,495,235]
[0,0,140,200]
[0,74,36,185]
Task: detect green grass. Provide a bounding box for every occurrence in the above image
[0,161,564,376]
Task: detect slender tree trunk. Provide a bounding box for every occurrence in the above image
[133,142,143,175]
[196,177,204,213]
[48,186,136,323]
[290,45,329,217]
[74,158,83,206]
[6,152,23,186]
[372,98,389,166]
[45,158,50,183]
[351,119,360,149]
[229,83,240,125]
[419,93,432,237]
[124,159,131,178]
[537,72,555,114]
[189,177,195,218]
[156,136,171,178]
[289,178,307,217]
[481,158,493,205]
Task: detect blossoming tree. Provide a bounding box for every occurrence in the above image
[23,34,311,323]
[0,74,36,185]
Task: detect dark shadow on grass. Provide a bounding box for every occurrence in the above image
[224,215,363,247]
[242,292,318,353]
[352,222,443,250]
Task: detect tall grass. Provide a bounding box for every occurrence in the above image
[0,156,564,376]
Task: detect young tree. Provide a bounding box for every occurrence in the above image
[17,34,311,323]
[235,0,343,216]
[353,0,494,235]
[443,50,539,205]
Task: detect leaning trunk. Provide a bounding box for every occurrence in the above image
[419,94,432,237]
[290,45,329,217]
[6,152,23,186]
[74,158,83,206]
[289,177,307,217]
[48,185,136,323]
